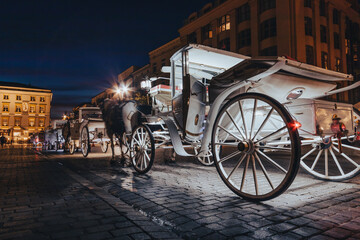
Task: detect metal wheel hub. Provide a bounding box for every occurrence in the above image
[238,140,255,154]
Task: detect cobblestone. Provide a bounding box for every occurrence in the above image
[1,146,360,239]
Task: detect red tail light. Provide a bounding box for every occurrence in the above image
[289,121,301,130]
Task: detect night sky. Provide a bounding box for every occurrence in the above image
[0,0,211,118]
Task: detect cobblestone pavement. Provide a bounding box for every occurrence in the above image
[1,145,360,239]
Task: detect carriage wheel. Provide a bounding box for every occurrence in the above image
[81,127,90,157]
[100,140,108,153]
[194,146,214,166]
[130,125,155,174]
[300,138,360,181]
[68,138,75,155]
[212,93,301,201]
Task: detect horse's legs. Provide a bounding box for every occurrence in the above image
[110,133,115,163]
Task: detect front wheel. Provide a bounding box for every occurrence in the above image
[81,126,90,157]
[130,125,155,174]
[212,93,301,201]
[68,137,75,155]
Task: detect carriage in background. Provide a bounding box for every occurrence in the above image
[124,44,360,201]
[43,119,67,150]
[63,107,110,156]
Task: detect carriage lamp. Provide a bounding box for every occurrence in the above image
[289,121,301,131]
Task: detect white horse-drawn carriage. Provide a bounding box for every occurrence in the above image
[122,44,360,201]
[63,107,110,156]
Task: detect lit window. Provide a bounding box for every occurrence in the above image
[39,118,45,127]
[2,117,9,126]
[3,95,9,100]
[15,118,21,126]
[260,18,277,40]
[30,105,36,113]
[345,39,350,54]
[39,106,45,113]
[2,104,9,112]
[30,96,36,101]
[202,24,213,40]
[16,95,21,101]
[305,17,312,36]
[335,58,341,72]
[238,29,251,48]
[29,118,35,127]
[15,105,22,113]
[219,15,230,32]
[321,52,329,69]
[40,97,45,102]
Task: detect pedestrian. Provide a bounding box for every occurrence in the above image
[0,135,6,148]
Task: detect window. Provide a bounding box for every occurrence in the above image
[260,46,277,56]
[202,24,213,40]
[29,118,35,127]
[238,29,251,48]
[305,17,313,36]
[39,106,45,113]
[187,32,197,43]
[321,52,329,69]
[30,96,36,101]
[3,95,9,100]
[39,118,45,127]
[16,95,21,101]
[15,104,22,113]
[259,0,276,13]
[260,18,277,40]
[304,0,312,8]
[219,38,230,51]
[334,33,340,49]
[2,104,9,112]
[306,45,314,65]
[335,58,341,72]
[40,97,45,102]
[219,15,230,32]
[29,105,36,113]
[237,3,250,23]
[333,9,339,24]
[15,118,21,126]
[345,38,350,54]
[2,117,9,126]
[320,25,327,43]
[319,0,326,16]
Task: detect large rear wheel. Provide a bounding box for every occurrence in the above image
[212,93,301,201]
[81,127,90,157]
[130,125,155,174]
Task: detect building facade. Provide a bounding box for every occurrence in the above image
[0,82,52,142]
[178,0,360,103]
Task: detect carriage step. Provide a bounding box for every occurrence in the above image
[163,118,195,157]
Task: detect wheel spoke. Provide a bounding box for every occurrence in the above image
[333,142,360,152]
[143,154,148,169]
[301,147,317,161]
[256,149,287,173]
[257,146,291,151]
[240,155,250,191]
[252,108,274,141]
[218,150,242,164]
[254,126,287,144]
[214,142,238,146]
[254,152,274,190]
[218,125,243,141]
[144,151,151,162]
[251,155,259,195]
[332,145,360,168]
[311,149,323,170]
[226,110,246,140]
[226,153,247,180]
[238,100,248,138]
[329,147,345,176]
[325,149,328,177]
[250,99,257,139]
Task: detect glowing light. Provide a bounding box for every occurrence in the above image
[116,88,121,94]
[122,86,128,93]
[289,121,301,130]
